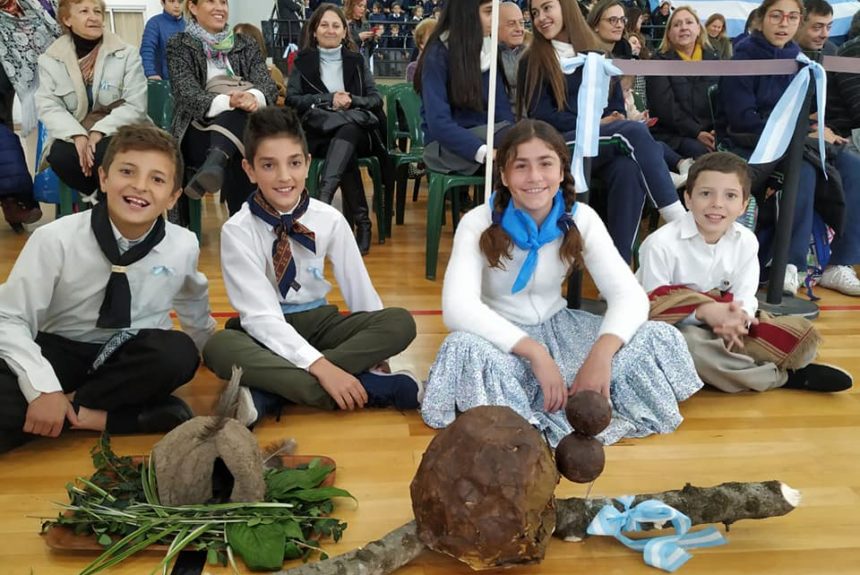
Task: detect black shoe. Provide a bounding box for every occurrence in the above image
[357,370,422,410]
[136,396,194,433]
[783,363,853,392]
[1,196,42,226]
[356,223,371,255]
[185,149,229,199]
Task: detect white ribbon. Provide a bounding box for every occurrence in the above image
[559,52,623,192]
[587,496,727,572]
[749,53,827,174]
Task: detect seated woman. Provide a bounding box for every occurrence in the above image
[421,120,702,447]
[719,0,860,296]
[166,0,277,214]
[587,0,633,59]
[414,0,514,176]
[36,0,148,202]
[286,3,391,255]
[705,13,733,60]
[646,6,719,160]
[519,0,686,262]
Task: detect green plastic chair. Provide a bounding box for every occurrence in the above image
[388,86,425,233]
[425,170,486,280]
[306,156,387,243]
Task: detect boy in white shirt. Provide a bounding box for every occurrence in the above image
[638,152,852,393]
[203,107,419,424]
[0,124,216,453]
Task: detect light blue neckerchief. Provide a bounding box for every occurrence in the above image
[493,190,576,293]
[749,53,827,174]
[587,496,727,572]
[558,52,623,193]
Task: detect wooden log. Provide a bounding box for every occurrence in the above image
[277,481,800,574]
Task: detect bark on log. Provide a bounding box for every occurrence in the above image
[277,481,800,575]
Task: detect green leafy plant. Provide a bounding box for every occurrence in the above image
[42,435,352,574]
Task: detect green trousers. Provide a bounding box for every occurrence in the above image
[202,305,416,409]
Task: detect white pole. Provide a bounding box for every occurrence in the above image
[484,0,501,204]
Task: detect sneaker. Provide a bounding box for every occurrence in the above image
[677,157,694,176]
[670,171,688,189]
[783,363,853,392]
[357,370,422,410]
[819,265,860,296]
[244,388,284,427]
[185,149,228,199]
[236,386,259,427]
[782,264,800,295]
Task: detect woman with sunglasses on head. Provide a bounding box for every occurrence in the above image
[720,0,860,297]
[518,0,687,263]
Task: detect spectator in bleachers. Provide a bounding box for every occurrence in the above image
[519,0,688,262]
[499,1,526,107]
[830,12,860,151]
[705,13,733,59]
[415,0,514,175]
[625,5,644,35]
[166,0,277,213]
[388,2,406,22]
[588,0,633,58]
[646,6,718,159]
[36,0,148,203]
[0,0,60,229]
[406,17,435,81]
[720,0,860,296]
[795,0,837,56]
[286,3,390,254]
[412,4,424,20]
[424,0,442,16]
[369,2,385,21]
[382,22,410,75]
[234,23,285,103]
[140,0,184,81]
[650,0,671,39]
[346,0,380,65]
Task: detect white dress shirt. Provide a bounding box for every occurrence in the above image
[0,211,216,402]
[220,199,383,371]
[637,211,760,319]
[442,202,649,353]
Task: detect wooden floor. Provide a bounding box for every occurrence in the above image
[1,191,860,575]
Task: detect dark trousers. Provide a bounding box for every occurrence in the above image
[0,329,199,453]
[46,137,112,195]
[182,109,253,214]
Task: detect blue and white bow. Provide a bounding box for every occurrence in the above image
[559,52,622,193]
[749,53,827,174]
[587,496,727,572]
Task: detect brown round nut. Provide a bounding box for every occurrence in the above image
[555,432,605,483]
[564,390,611,436]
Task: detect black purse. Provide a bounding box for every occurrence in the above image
[302,104,379,135]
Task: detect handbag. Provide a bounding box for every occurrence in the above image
[205,74,256,95]
[81,99,126,131]
[301,104,379,135]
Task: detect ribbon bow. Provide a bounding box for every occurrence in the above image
[559,52,623,193]
[587,496,726,572]
[749,53,827,174]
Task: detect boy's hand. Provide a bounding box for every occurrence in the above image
[309,358,368,410]
[23,392,78,438]
[697,301,756,351]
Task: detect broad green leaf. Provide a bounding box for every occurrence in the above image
[97,533,112,546]
[287,487,354,503]
[264,465,334,500]
[226,522,286,571]
[283,541,302,560]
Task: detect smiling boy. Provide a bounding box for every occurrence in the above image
[203,107,420,425]
[0,124,216,453]
[637,152,852,393]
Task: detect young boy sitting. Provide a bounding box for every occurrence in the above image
[0,124,216,453]
[203,107,420,425]
[637,152,852,393]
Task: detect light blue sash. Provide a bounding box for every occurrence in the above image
[749,53,827,174]
[587,496,727,572]
[559,52,623,193]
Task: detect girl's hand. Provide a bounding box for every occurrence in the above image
[570,335,622,399]
[531,351,567,413]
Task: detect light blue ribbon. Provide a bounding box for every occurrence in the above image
[587,496,727,572]
[559,52,622,193]
[749,53,827,174]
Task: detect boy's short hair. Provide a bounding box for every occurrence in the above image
[102,124,184,191]
[244,107,309,163]
[686,152,752,201]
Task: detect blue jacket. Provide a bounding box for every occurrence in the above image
[719,32,800,136]
[419,40,515,162]
[0,124,31,197]
[140,11,185,79]
[519,57,625,134]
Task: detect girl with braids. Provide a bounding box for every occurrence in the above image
[420,120,702,447]
[414,0,514,175]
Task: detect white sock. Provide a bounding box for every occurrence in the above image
[659,201,686,223]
